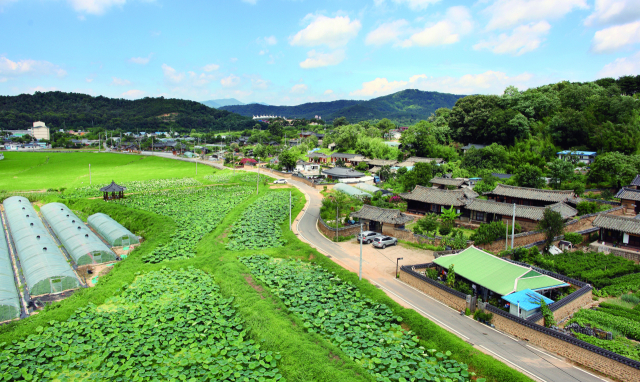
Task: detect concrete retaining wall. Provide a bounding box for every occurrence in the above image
[588,243,640,263]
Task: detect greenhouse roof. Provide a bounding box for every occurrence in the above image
[0,219,20,320]
[333,183,370,198]
[87,213,139,247]
[3,197,79,295]
[41,203,116,265]
[433,246,568,295]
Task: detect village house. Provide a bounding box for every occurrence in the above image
[430,177,466,189]
[557,150,597,165]
[593,213,640,249]
[351,205,414,234]
[615,187,640,215]
[485,184,575,207]
[461,143,487,154]
[322,167,365,180]
[330,153,359,164]
[308,152,329,163]
[401,185,477,215]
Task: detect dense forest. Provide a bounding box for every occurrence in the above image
[0,91,260,133]
[221,89,465,124]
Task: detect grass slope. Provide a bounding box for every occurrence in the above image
[0,152,200,191]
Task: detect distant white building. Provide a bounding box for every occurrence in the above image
[31,121,50,141]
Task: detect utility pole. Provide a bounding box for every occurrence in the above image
[336,204,339,242]
[359,222,363,280]
[98,133,101,153]
[511,203,516,249]
[89,164,91,185]
[505,220,508,251]
[256,158,260,195]
[289,191,292,231]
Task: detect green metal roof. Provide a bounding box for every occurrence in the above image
[433,246,568,295]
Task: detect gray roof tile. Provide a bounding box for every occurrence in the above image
[465,199,577,221]
[430,177,465,187]
[488,184,574,203]
[351,205,414,225]
[400,185,477,206]
[593,214,640,235]
[616,187,640,201]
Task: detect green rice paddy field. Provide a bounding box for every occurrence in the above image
[0,152,528,382]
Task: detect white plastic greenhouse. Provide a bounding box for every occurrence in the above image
[41,203,116,265]
[3,197,80,296]
[333,183,371,199]
[0,221,20,321]
[87,213,139,247]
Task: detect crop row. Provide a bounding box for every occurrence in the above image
[63,178,202,198]
[240,255,477,382]
[597,303,640,323]
[118,186,253,262]
[532,252,639,289]
[204,171,234,183]
[226,192,290,251]
[573,333,640,362]
[600,272,640,296]
[0,267,283,381]
[569,308,640,341]
[241,173,270,183]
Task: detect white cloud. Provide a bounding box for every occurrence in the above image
[291,84,308,94]
[473,21,551,55]
[598,51,640,77]
[66,0,127,15]
[121,89,144,99]
[242,0,257,4]
[299,50,346,69]
[86,78,93,83]
[350,71,535,97]
[161,64,184,83]
[129,55,151,65]
[400,6,473,48]
[230,57,238,63]
[0,56,67,79]
[365,20,409,46]
[290,15,361,48]
[324,89,334,95]
[259,50,268,55]
[221,74,241,88]
[203,63,220,72]
[258,35,277,45]
[585,0,640,27]
[591,21,640,53]
[483,0,587,30]
[251,78,269,90]
[111,77,131,86]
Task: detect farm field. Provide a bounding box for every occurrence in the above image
[0,155,530,382]
[0,152,201,191]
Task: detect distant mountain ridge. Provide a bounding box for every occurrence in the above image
[220,89,466,123]
[201,98,245,108]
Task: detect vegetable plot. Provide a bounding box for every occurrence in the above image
[569,308,640,341]
[226,192,290,251]
[63,177,201,198]
[240,255,477,382]
[241,174,270,183]
[119,186,252,262]
[0,268,283,381]
[205,171,234,183]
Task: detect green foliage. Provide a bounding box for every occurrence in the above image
[547,159,574,189]
[515,163,544,188]
[413,213,439,237]
[470,221,520,245]
[227,192,290,250]
[563,232,583,245]
[473,310,493,323]
[601,273,640,297]
[538,208,564,251]
[446,264,456,288]
[278,149,297,171]
[569,308,640,341]
[539,299,556,328]
[400,162,433,192]
[587,152,640,188]
[440,205,461,226]
[0,267,283,381]
[117,186,253,262]
[574,333,640,362]
[241,255,477,382]
[63,177,201,199]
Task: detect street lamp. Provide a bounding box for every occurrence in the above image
[396,257,404,278]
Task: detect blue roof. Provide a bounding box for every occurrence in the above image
[501,289,554,311]
[557,150,597,155]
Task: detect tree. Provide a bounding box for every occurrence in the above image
[446,264,456,288]
[278,149,297,171]
[355,161,368,172]
[401,162,432,192]
[414,213,439,238]
[538,208,564,251]
[587,152,640,188]
[333,116,348,127]
[376,118,395,135]
[268,121,283,137]
[515,163,544,188]
[547,159,574,189]
[440,205,461,227]
[378,165,393,182]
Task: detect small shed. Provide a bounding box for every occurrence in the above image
[100,181,126,201]
[351,204,413,233]
[501,289,554,319]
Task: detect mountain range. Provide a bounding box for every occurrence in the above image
[219,89,466,124]
[201,98,245,108]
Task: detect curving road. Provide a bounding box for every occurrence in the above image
[141,153,610,382]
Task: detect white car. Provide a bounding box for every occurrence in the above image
[273,179,287,184]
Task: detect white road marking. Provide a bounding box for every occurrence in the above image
[526,345,561,361]
[478,345,548,382]
[571,366,609,382]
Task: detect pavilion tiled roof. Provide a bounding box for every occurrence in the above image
[630,175,640,187]
[488,184,574,203]
[100,181,126,192]
[616,187,640,202]
[593,214,640,235]
[430,177,465,187]
[465,199,577,221]
[351,205,414,225]
[400,185,477,207]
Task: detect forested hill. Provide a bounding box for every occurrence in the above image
[0,91,258,133]
[221,89,465,123]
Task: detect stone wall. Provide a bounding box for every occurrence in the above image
[385,227,443,246]
[532,288,593,325]
[317,217,361,238]
[489,308,640,382]
[399,269,466,311]
[588,243,640,263]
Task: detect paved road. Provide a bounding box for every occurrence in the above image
[283,177,609,382]
[137,153,608,382]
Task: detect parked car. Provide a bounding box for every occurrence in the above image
[371,236,397,249]
[357,231,382,244]
[273,179,287,184]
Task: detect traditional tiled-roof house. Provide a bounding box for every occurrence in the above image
[464,199,578,231]
[593,213,640,249]
[461,143,487,154]
[330,153,359,164]
[615,187,640,215]
[401,186,478,215]
[351,205,414,234]
[486,184,575,207]
[430,177,466,189]
[308,152,328,163]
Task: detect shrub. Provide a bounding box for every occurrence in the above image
[473,310,493,323]
[576,201,598,215]
[564,232,583,245]
[470,221,521,245]
[438,222,453,236]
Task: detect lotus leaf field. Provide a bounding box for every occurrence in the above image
[241,174,270,183]
[63,178,202,199]
[226,192,290,251]
[0,268,283,381]
[117,186,253,262]
[204,171,235,183]
[240,255,479,382]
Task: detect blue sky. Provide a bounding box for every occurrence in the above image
[1,0,639,106]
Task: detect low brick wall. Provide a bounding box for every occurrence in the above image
[399,268,467,311]
[317,217,361,238]
[588,243,640,263]
[488,306,640,382]
[386,227,444,246]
